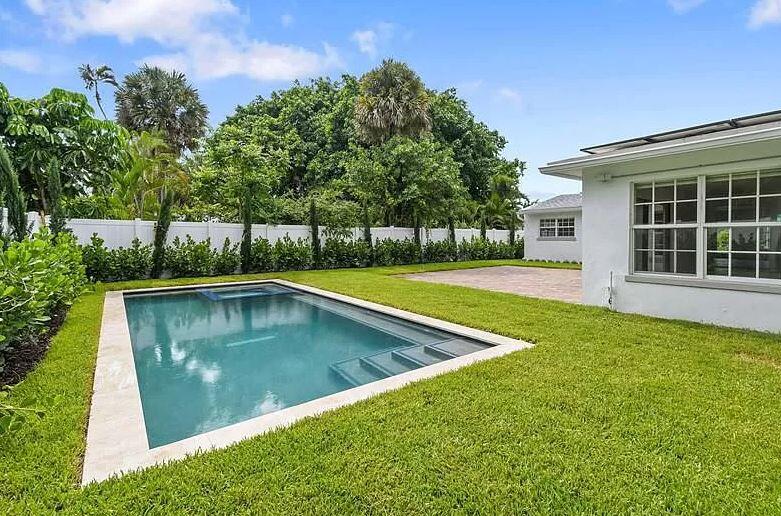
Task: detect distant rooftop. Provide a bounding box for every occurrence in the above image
[580,108,781,155]
[522,193,582,213]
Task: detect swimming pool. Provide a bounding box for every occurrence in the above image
[83,280,529,483]
[125,282,497,447]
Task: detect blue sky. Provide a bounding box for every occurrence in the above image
[1,0,780,201]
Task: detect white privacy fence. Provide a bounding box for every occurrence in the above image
[59,217,514,249]
[3,211,517,249]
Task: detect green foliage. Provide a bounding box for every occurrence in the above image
[46,158,67,236]
[0,142,27,242]
[81,235,152,282]
[241,187,253,274]
[355,59,431,144]
[422,239,458,263]
[250,237,274,273]
[310,198,321,266]
[151,191,173,278]
[0,231,86,372]
[373,238,420,266]
[321,238,371,269]
[165,236,215,278]
[115,65,208,155]
[214,238,240,276]
[272,236,312,271]
[0,83,129,209]
[78,64,118,120]
[62,194,111,219]
[457,237,520,261]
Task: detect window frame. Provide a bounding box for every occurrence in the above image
[539,216,576,240]
[630,170,781,285]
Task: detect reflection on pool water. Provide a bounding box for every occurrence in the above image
[124,283,492,447]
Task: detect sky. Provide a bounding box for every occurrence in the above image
[1,0,780,201]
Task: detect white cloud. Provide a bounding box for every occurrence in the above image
[496,87,523,108]
[749,0,781,28]
[667,0,707,14]
[24,0,342,81]
[0,49,42,73]
[280,14,293,27]
[351,22,394,57]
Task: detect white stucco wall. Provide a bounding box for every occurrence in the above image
[522,210,582,262]
[582,164,781,333]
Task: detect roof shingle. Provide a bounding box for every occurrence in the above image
[522,193,582,213]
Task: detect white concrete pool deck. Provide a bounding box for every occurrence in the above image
[82,279,532,485]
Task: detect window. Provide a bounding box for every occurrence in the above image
[632,178,697,275]
[540,217,575,239]
[632,169,781,281]
[704,170,781,279]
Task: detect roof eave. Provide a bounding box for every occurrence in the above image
[539,124,781,179]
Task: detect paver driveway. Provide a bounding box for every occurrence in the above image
[401,265,582,303]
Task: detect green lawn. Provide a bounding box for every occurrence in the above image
[2,259,781,514]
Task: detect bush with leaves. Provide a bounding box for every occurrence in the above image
[80,235,152,282]
[272,236,312,271]
[165,236,215,278]
[373,238,420,266]
[321,238,371,269]
[0,231,86,372]
[250,237,274,272]
[214,238,240,276]
[422,239,457,263]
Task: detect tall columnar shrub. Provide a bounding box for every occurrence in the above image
[362,201,373,265]
[0,143,27,242]
[240,187,253,273]
[45,158,67,236]
[447,216,456,243]
[151,192,173,278]
[310,198,321,268]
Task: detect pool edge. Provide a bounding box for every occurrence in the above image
[81,279,533,485]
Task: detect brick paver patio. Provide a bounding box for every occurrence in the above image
[402,265,582,303]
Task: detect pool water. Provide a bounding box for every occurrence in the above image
[124,283,492,447]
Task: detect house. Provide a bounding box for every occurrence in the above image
[540,109,781,333]
[521,193,582,262]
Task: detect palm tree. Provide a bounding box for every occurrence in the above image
[78,64,118,120]
[354,59,431,145]
[115,65,209,156]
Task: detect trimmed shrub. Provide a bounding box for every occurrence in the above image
[250,237,274,272]
[422,239,457,263]
[0,231,86,372]
[322,238,371,269]
[165,236,215,278]
[81,235,152,282]
[214,238,241,276]
[373,238,420,266]
[272,236,312,271]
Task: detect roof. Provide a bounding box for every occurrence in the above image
[522,193,582,213]
[580,108,781,155]
[540,109,781,180]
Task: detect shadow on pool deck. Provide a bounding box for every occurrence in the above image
[401,265,582,303]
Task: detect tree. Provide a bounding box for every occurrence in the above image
[115,65,209,155]
[78,64,118,120]
[46,158,67,236]
[309,198,321,267]
[354,59,431,145]
[0,84,129,210]
[0,143,27,242]
[240,186,253,273]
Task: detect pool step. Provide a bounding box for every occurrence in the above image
[330,338,493,387]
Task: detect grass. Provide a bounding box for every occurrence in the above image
[2,258,781,513]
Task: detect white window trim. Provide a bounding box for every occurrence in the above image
[629,170,781,288]
[538,217,576,241]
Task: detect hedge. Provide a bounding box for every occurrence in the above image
[80,235,524,283]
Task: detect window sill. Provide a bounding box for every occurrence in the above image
[537,237,577,242]
[625,274,781,295]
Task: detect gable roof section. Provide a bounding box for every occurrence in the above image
[522,193,582,213]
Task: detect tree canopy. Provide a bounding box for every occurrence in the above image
[115,65,209,156]
[187,61,526,229]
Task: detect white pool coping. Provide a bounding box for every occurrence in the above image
[82,279,533,485]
